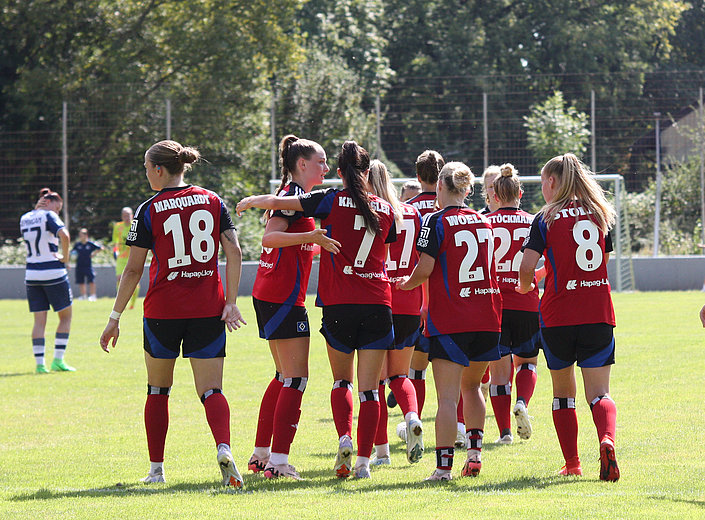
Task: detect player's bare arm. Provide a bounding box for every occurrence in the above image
[220,228,247,332]
[262,216,340,253]
[516,248,540,294]
[236,194,304,216]
[398,253,435,291]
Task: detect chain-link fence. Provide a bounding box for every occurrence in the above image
[2,70,704,252]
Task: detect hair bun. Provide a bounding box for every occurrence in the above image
[500,163,516,177]
[179,147,200,164]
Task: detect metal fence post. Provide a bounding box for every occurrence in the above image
[483,92,488,169]
[653,112,662,257]
[62,102,68,226]
[591,90,596,173]
[166,98,171,140]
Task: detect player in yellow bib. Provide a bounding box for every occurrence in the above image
[112,207,139,309]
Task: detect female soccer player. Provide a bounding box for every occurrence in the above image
[20,189,74,373]
[486,164,541,444]
[237,141,397,479]
[399,162,502,481]
[480,165,502,215]
[100,140,247,487]
[112,207,139,309]
[367,160,424,467]
[517,153,619,481]
[248,135,340,480]
[402,150,444,424]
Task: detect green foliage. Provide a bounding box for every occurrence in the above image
[523,91,591,168]
[276,46,378,165]
[624,156,705,255]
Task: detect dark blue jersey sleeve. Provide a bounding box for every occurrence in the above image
[299,187,338,220]
[522,215,546,254]
[272,183,307,224]
[416,211,443,259]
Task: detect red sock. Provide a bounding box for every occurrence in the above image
[410,376,426,416]
[357,395,380,458]
[590,395,616,444]
[374,383,388,446]
[552,399,579,464]
[490,384,512,433]
[203,391,230,446]
[515,364,538,405]
[331,382,353,438]
[389,375,417,416]
[272,386,304,454]
[255,376,283,448]
[456,396,464,424]
[481,366,490,385]
[144,394,169,462]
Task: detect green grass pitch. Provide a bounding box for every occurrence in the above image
[0,292,703,519]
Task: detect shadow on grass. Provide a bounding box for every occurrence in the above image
[9,472,586,501]
[0,371,35,378]
[655,496,705,508]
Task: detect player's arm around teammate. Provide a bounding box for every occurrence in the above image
[238,141,396,480]
[100,139,246,488]
[517,153,619,482]
[247,135,340,481]
[399,162,502,481]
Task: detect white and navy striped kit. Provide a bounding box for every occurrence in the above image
[20,209,68,285]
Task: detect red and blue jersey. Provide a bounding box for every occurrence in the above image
[387,202,423,315]
[523,201,615,327]
[486,207,539,312]
[299,188,396,307]
[252,183,315,307]
[406,191,437,217]
[417,206,501,335]
[128,185,234,320]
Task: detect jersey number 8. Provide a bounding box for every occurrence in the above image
[573,220,603,272]
[163,210,215,268]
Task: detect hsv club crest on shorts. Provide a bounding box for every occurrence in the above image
[297,321,309,333]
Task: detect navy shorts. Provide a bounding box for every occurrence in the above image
[539,323,615,370]
[392,314,421,349]
[499,309,540,358]
[429,331,501,366]
[75,267,95,284]
[413,319,431,354]
[253,297,310,340]
[321,304,394,354]
[144,316,226,359]
[26,279,73,312]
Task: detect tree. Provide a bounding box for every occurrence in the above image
[0,0,304,238]
[524,91,590,168]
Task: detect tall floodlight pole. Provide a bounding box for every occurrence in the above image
[653,112,662,257]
